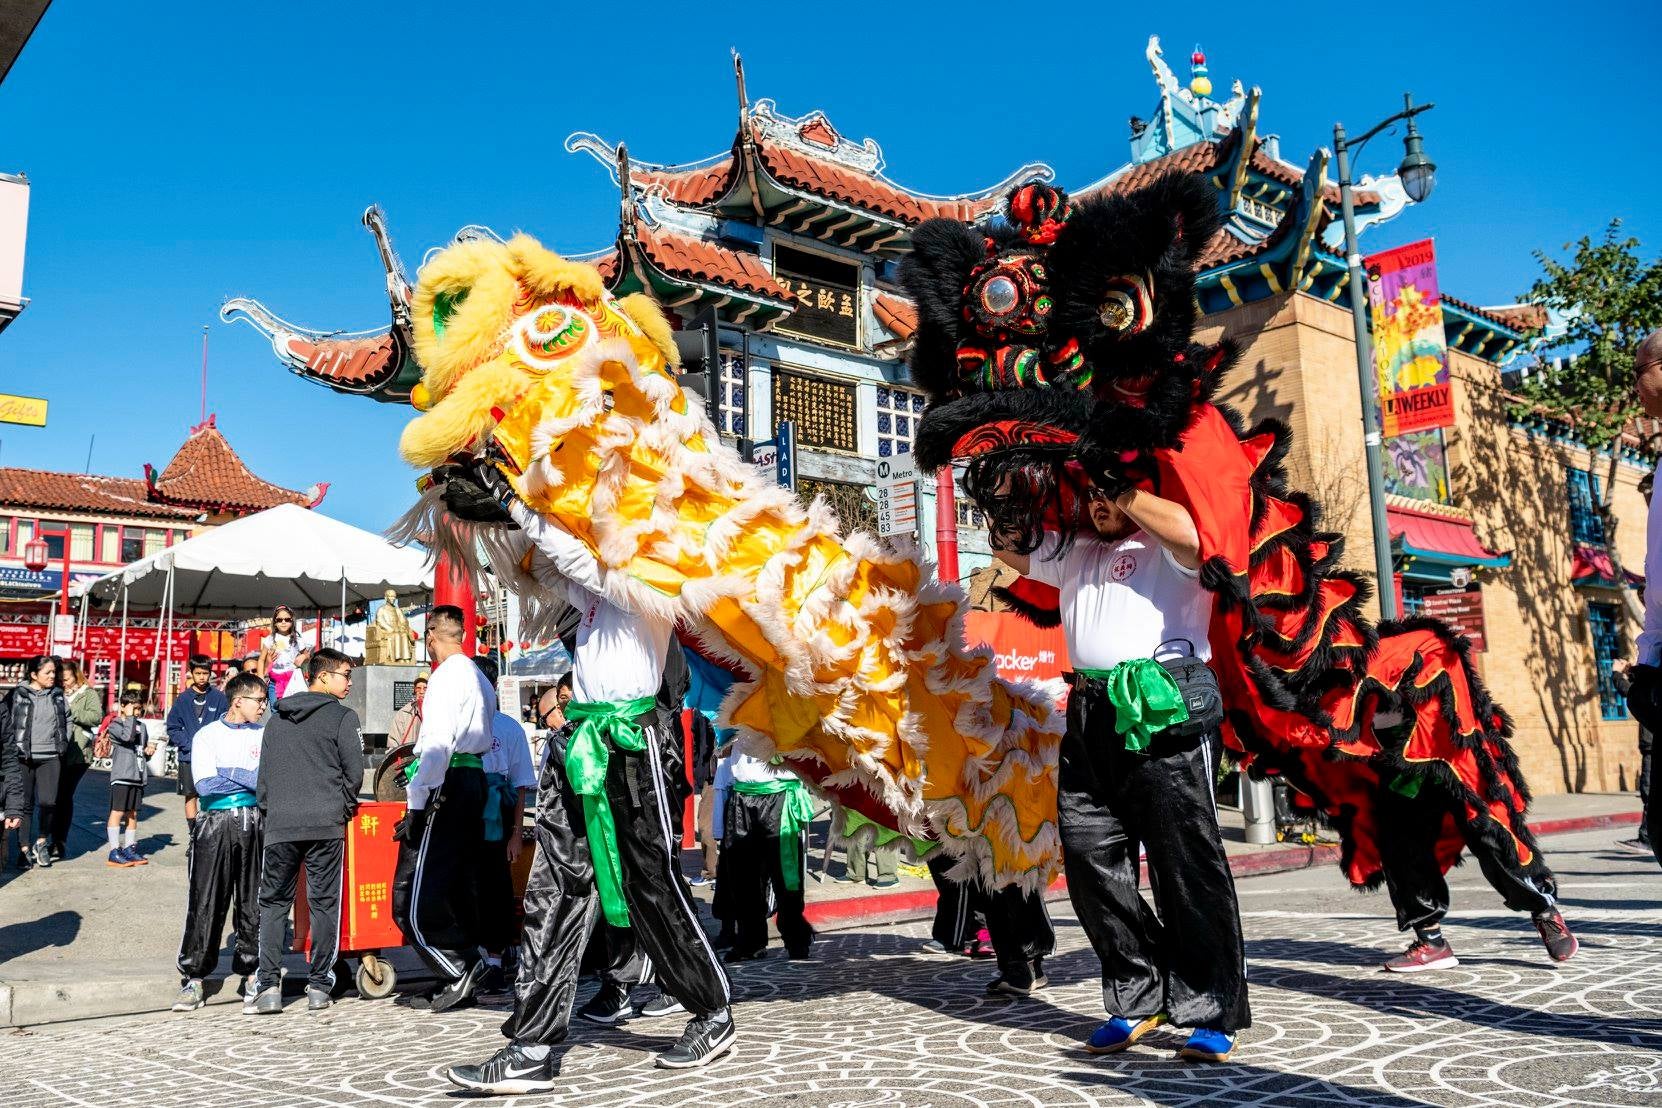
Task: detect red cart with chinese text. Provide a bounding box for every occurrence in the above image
[296,798,537,999]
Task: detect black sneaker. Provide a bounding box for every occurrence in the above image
[639,991,686,1018]
[428,959,485,1013]
[475,962,512,997]
[578,984,635,1025]
[723,946,767,964]
[655,1012,736,1069]
[446,1041,559,1095]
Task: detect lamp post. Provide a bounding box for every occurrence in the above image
[23,528,74,655]
[1335,92,1437,621]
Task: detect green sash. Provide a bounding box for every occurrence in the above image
[1077,660,1189,753]
[399,750,485,786]
[733,776,816,891]
[201,791,256,811]
[565,696,658,927]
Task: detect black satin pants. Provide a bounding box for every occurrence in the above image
[392,765,486,982]
[177,805,263,981]
[1376,783,1556,932]
[1058,685,1250,1032]
[504,720,729,1046]
[723,789,813,958]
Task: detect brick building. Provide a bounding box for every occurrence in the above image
[0,415,324,705]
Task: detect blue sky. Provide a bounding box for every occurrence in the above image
[2,1,1658,532]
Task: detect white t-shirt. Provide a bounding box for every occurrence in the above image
[484,711,537,790]
[509,501,671,703]
[407,652,496,810]
[1639,462,1662,666]
[1025,529,1213,671]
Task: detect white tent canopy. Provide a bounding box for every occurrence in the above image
[85,503,433,618]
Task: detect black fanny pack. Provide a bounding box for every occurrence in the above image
[1154,638,1225,738]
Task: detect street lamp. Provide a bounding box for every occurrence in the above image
[23,528,74,653]
[1334,92,1436,621]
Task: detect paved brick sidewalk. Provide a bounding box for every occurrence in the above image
[4,827,1660,1107]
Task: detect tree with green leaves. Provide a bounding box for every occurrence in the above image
[1510,220,1662,622]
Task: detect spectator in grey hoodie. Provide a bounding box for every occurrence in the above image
[252,649,364,1014]
[1,656,70,870]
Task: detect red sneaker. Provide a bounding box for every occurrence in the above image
[1383,937,1459,972]
[1533,909,1578,962]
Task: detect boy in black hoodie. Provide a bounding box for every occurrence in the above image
[252,649,365,1014]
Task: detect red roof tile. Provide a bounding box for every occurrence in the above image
[280,331,400,386]
[0,469,199,520]
[1479,303,1547,334]
[754,141,1000,225]
[873,292,918,341]
[1442,294,1534,335]
[627,227,796,304]
[146,416,323,512]
[636,157,740,208]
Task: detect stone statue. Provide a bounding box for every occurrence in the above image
[367,589,415,665]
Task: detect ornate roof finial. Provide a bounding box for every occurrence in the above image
[1189,45,1212,98]
[733,49,749,132]
[617,143,637,238]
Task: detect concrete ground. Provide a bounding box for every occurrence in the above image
[3,824,1657,1107]
[0,766,1642,1028]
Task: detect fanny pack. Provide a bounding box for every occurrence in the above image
[1153,638,1224,737]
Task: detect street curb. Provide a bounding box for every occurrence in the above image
[807,809,1642,933]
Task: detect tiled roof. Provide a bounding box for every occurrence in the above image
[285,332,401,387]
[615,227,797,304]
[1479,303,1548,334]
[146,416,323,512]
[753,141,1000,225]
[0,469,199,520]
[1083,132,1378,214]
[1442,294,1533,335]
[635,140,1003,227]
[873,292,918,341]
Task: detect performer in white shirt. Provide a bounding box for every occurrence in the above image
[447,472,734,1095]
[472,653,538,995]
[994,481,1248,1063]
[719,749,815,962]
[1623,329,1662,869]
[391,604,496,1011]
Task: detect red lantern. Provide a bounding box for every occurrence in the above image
[22,538,49,572]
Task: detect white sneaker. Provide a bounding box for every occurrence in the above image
[241,977,258,1015]
[172,979,205,1012]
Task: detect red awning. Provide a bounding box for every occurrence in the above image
[1571,543,1644,588]
[1388,505,1510,566]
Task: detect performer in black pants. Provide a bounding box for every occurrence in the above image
[924,852,987,956]
[722,752,814,961]
[392,605,496,1011]
[448,488,733,1094]
[980,880,1056,997]
[994,482,1248,1062]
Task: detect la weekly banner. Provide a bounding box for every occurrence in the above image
[1367,239,1454,435]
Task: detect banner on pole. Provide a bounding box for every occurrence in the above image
[1367,239,1454,436]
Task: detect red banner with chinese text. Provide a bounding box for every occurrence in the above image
[962,611,1070,683]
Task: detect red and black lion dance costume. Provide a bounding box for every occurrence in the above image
[902,173,1567,944]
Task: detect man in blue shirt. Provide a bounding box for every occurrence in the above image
[165,655,229,840]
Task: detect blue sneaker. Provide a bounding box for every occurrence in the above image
[106,848,135,868]
[1177,1027,1235,1062]
[1084,1013,1166,1054]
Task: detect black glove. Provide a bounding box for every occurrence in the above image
[436,461,516,525]
[1628,664,1662,736]
[393,806,429,844]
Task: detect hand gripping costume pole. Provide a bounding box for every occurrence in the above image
[387,236,1064,891]
[899,173,1554,903]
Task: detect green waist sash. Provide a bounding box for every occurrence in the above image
[1076,660,1189,754]
[565,695,658,927]
[400,750,485,786]
[202,791,256,811]
[733,775,815,891]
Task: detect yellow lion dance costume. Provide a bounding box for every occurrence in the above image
[392,233,1062,889]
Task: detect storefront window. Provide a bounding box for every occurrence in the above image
[716,351,746,436]
[120,527,144,563]
[876,385,924,458]
[100,526,119,564]
[144,528,167,557]
[0,516,11,554]
[1588,601,1627,720]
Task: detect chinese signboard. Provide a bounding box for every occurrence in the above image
[1367,239,1454,435]
[1421,585,1487,651]
[0,393,46,427]
[772,368,858,452]
[773,245,859,347]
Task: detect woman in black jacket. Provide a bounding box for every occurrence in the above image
[1,655,71,869]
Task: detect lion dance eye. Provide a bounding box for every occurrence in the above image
[1097,273,1155,335]
[981,276,1019,315]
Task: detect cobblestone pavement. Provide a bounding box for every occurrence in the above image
[5,827,1661,1107]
